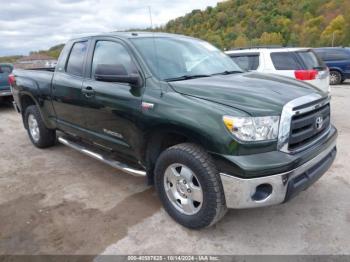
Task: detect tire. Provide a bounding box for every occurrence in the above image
[329,70,342,85]
[154,143,227,229]
[24,105,56,148]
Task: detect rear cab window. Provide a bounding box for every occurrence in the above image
[229,53,260,71]
[66,41,88,77]
[271,50,326,70]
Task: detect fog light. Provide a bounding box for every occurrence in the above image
[251,183,273,201]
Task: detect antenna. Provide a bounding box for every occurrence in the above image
[148,6,154,30]
[148,6,160,84]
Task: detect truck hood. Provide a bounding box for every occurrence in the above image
[169,72,324,116]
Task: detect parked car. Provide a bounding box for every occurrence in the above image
[0,63,14,101]
[11,33,337,229]
[226,48,330,93]
[313,47,350,85]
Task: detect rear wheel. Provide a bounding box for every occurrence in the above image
[155,143,227,229]
[25,105,56,148]
[330,70,342,85]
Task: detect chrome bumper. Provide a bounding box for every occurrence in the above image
[220,139,337,209]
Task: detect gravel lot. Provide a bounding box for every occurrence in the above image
[0,83,349,255]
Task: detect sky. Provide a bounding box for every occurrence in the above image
[0,0,221,56]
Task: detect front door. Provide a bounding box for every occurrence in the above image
[81,39,144,157]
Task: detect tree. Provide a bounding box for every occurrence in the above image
[233,35,249,47]
[258,32,284,46]
[320,15,346,46]
[299,16,324,46]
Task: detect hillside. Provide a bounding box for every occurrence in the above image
[0,44,64,63]
[2,0,350,63]
[0,55,23,64]
[161,0,350,49]
[28,44,65,60]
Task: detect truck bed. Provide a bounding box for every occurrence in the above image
[13,68,55,88]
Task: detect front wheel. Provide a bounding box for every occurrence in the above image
[25,105,56,148]
[155,143,227,229]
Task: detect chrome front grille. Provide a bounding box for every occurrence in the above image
[288,103,330,151]
[278,93,331,153]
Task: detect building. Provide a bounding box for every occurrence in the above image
[14,54,57,69]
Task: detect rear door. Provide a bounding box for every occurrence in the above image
[52,40,90,135]
[81,37,144,156]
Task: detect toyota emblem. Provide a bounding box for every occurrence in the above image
[315,116,324,130]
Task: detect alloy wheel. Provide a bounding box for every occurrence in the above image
[28,114,40,142]
[163,163,203,215]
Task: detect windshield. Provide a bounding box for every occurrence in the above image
[130,37,242,81]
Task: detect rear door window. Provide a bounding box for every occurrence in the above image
[271,51,325,70]
[271,52,302,70]
[66,41,88,77]
[229,53,259,71]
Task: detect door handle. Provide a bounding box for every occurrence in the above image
[82,86,95,98]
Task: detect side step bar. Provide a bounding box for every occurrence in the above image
[58,136,146,177]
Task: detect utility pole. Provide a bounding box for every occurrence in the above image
[148,6,154,30]
[332,31,335,47]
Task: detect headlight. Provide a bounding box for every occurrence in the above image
[223,115,280,141]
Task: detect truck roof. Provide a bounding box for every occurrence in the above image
[70,31,194,41]
[226,47,311,55]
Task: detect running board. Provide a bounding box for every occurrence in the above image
[58,136,146,177]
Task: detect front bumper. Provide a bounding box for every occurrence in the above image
[220,132,337,209]
[0,89,12,97]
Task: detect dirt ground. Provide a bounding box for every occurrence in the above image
[0,83,349,256]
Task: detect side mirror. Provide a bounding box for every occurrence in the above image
[94,64,141,87]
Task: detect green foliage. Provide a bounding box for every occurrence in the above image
[30,43,65,59]
[258,32,284,46]
[0,44,64,63]
[161,0,350,49]
[0,55,23,63]
[320,15,346,46]
[233,35,249,47]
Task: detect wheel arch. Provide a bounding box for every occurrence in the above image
[19,92,39,128]
[19,92,54,130]
[329,68,344,78]
[142,124,211,184]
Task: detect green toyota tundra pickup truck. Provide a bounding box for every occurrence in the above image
[10,32,337,229]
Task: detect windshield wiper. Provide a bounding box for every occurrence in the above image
[164,74,211,82]
[211,70,244,76]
